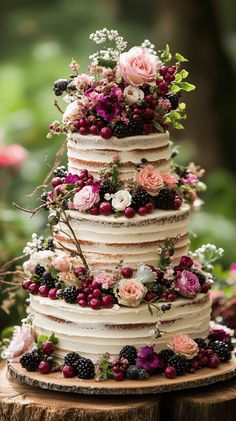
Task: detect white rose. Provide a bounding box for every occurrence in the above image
[25,250,55,274]
[123,85,144,105]
[62,98,88,125]
[112,190,132,211]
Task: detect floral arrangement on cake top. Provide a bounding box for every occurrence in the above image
[48,28,195,140]
[20,235,223,310]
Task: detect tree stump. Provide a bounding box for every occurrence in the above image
[0,363,160,421]
[161,375,236,421]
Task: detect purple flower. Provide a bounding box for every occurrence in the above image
[95,97,120,122]
[136,345,164,373]
[177,270,201,298]
[64,173,80,184]
[209,327,230,342]
[109,87,123,101]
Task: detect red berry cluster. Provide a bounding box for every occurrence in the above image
[188,348,220,373]
[74,267,115,309]
[22,280,59,300]
[156,65,176,94]
[73,118,112,139]
[112,357,129,381]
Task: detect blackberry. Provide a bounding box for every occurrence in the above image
[40,272,56,290]
[165,93,179,110]
[126,365,149,380]
[158,349,175,365]
[56,289,64,299]
[112,121,129,138]
[152,283,163,295]
[209,341,231,362]
[40,191,48,203]
[192,271,206,286]
[54,166,67,178]
[76,357,95,379]
[128,118,143,136]
[154,188,176,210]
[64,352,81,368]
[35,264,46,277]
[53,79,68,96]
[20,352,41,372]
[99,182,116,200]
[131,189,152,211]
[46,237,55,251]
[63,285,78,303]
[119,345,137,365]
[168,355,188,375]
[194,338,207,349]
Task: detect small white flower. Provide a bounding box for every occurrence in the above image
[123,85,144,105]
[112,190,132,211]
[137,262,156,284]
[104,193,113,201]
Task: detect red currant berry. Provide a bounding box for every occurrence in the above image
[22,280,32,290]
[52,177,63,187]
[74,266,87,278]
[159,66,169,76]
[89,206,100,217]
[79,118,87,127]
[191,360,199,369]
[92,289,101,298]
[208,356,220,369]
[99,202,112,215]
[80,169,88,178]
[201,283,210,293]
[159,82,169,93]
[79,127,87,135]
[112,365,120,373]
[164,366,177,379]
[189,367,196,374]
[90,125,99,135]
[48,288,58,300]
[133,114,139,121]
[145,94,153,103]
[62,365,75,378]
[114,372,124,381]
[91,281,100,289]
[54,185,63,195]
[28,282,39,295]
[102,295,114,308]
[144,292,157,302]
[38,285,49,297]
[38,361,51,374]
[145,202,154,213]
[90,298,102,310]
[121,267,133,278]
[138,207,147,216]
[78,299,87,307]
[77,293,86,301]
[73,120,80,130]
[101,127,112,139]
[167,293,175,301]
[41,341,55,355]
[168,66,176,75]
[124,207,135,218]
[173,196,182,210]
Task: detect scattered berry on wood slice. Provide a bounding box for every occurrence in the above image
[114,372,125,381]
[76,357,95,379]
[209,341,231,362]
[38,361,51,374]
[64,352,81,367]
[62,365,76,378]
[41,341,55,355]
[126,365,148,380]
[208,355,220,369]
[20,352,41,372]
[164,366,177,379]
[119,345,137,366]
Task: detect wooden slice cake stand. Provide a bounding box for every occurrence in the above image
[7,358,236,395]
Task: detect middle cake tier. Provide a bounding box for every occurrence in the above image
[53,204,190,272]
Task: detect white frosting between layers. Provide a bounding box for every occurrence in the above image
[67,132,172,179]
[30,293,211,362]
[54,205,190,270]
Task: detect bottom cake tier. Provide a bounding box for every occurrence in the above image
[29,293,211,363]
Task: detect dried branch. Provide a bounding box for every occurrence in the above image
[54,100,64,114]
[13,202,46,217]
[0,254,26,272]
[27,138,67,198]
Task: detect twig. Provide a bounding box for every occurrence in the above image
[27,138,67,198]
[54,100,64,114]
[0,254,26,272]
[0,270,24,277]
[0,279,21,287]
[13,202,46,217]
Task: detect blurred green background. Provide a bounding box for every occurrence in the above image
[1,0,236,331]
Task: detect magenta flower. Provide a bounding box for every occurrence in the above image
[176,256,193,271]
[136,345,164,373]
[64,173,80,184]
[95,97,120,122]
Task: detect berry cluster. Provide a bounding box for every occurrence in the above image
[20,335,57,374]
[61,352,95,379]
[22,264,61,301]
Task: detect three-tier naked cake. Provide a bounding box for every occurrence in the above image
[5,29,232,382]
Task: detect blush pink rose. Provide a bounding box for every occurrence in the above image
[161,173,177,188]
[0,144,28,168]
[168,334,199,359]
[118,46,158,86]
[136,165,164,196]
[95,272,115,290]
[52,252,71,272]
[177,270,201,298]
[2,324,33,362]
[74,73,94,90]
[115,278,147,307]
[73,186,100,212]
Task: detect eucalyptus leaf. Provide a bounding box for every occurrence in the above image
[179,82,196,92]
[178,102,186,110]
[153,120,164,132]
[175,52,188,62]
[160,44,172,62]
[170,84,181,93]
[174,122,184,129]
[97,58,117,69]
[180,69,189,79]
[175,73,182,83]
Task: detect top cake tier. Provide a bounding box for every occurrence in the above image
[67,132,171,180]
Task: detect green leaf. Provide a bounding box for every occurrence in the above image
[160,44,172,62]
[174,122,184,129]
[97,58,117,69]
[178,102,186,110]
[172,111,181,119]
[179,82,196,92]
[48,333,58,345]
[37,335,48,349]
[175,73,182,83]
[175,52,188,62]
[148,304,153,316]
[153,120,164,132]
[180,69,189,79]
[170,84,181,93]
[114,212,122,218]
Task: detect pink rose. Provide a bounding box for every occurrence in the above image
[2,324,33,362]
[95,272,115,289]
[136,165,164,196]
[118,46,158,86]
[0,144,28,168]
[161,173,177,188]
[115,278,147,307]
[73,186,100,212]
[168,334,199,359]
[52,252,71,272]
[177,270,201,298]
[74,74,94,90]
